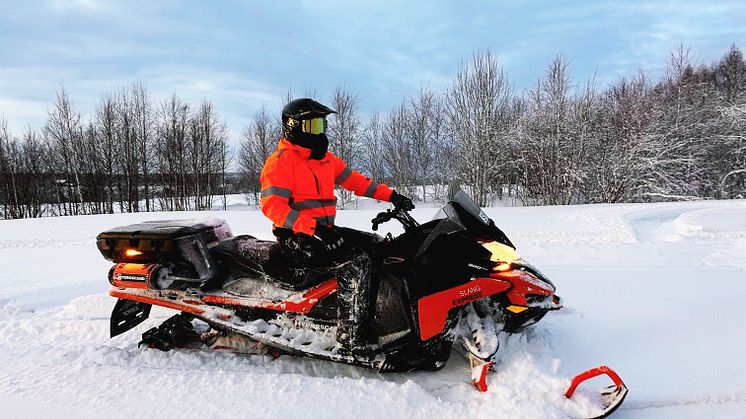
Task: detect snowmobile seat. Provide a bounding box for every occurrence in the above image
[213,235,331,291]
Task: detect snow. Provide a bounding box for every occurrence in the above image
[1,200,746,418]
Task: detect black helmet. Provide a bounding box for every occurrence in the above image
[281,98,336,159]
[282,98,336,135]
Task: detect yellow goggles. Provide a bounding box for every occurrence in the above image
[301,117,326,135]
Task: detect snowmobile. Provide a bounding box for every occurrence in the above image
[97,186,627,418]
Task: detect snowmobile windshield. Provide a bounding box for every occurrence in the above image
[417,190,514,259]
[445,189,492,226]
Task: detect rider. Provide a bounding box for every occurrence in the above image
[260,98,414,355]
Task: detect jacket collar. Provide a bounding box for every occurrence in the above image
[278,138,329,161]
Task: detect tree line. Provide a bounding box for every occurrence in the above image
[1,44,745,219]
[0,84,231,219]
[240,44,746,207]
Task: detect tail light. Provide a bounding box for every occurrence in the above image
[125,249,143,257]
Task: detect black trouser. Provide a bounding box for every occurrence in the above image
[271,227,376,347]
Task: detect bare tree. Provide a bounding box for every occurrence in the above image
[514,56,594,205]
[382,101,417,197]
[131,83,154,211]
[638,44,716,200]
[116,87,139,211]
[327,87,361,206]
[0,123,47,219]
[219,135,233,210]
[447,49,515,206]
[239,106,278,204]
[189,100,228,210]
[714,46,746,197]
[407,87,438,202]
[45,86,84,215]
[585,72,654,202]
[359,112,388,186]
[95,94,119,213]
[20,128,48,217]
[155,95,191,211]
[426,93,456,202]
[0,118,20,219]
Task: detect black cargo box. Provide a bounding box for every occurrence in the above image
[97,218,233,281]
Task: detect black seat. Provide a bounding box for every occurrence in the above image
[213,235,330,291]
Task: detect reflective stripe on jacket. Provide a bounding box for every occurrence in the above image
[260,138,394,236]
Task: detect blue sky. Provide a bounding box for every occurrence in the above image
[1,0,744,138]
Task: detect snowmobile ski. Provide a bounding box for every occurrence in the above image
[565,365,629,418]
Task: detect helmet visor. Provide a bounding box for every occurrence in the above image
[301,117,326,135]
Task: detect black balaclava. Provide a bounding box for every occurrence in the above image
[290,130,328,160]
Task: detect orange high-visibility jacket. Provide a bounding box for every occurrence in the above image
[260,138,394,236]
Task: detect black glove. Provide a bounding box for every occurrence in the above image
[314,224,345,252]
[390,191,415,211]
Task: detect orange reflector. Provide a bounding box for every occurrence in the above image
[507,305,528,314]
[125,249,143,257]
[494,262,512,272]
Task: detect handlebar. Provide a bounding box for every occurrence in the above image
[371,211,393,231]
[371,208,419,232]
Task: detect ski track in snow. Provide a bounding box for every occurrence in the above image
[1,200,746,418]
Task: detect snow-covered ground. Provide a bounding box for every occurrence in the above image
[1,200,745,418]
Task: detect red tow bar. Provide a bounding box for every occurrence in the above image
[565,365,628,418]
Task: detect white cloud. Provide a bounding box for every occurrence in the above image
[599,1,746,76]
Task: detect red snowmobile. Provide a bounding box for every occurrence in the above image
[97,187,627,418]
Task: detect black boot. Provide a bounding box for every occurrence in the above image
[334,249,377,359]
[336,296,371,351]
[337,319,376,360]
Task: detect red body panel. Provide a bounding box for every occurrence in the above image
[110,289,205,315]
[490,270,554,306]
[110,278,338,315]
[417,277,511,341]
[202,278,338,314]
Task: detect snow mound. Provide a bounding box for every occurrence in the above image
[669,207,746,238]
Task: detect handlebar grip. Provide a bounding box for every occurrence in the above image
[371,211,392,231]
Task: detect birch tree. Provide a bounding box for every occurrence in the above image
[514,56,594,205]
[447,49,515,206]
[239,106,278,204]
[45,87,84,215]
[327,87,361,206]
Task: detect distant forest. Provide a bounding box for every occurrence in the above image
[1,44,744,220]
